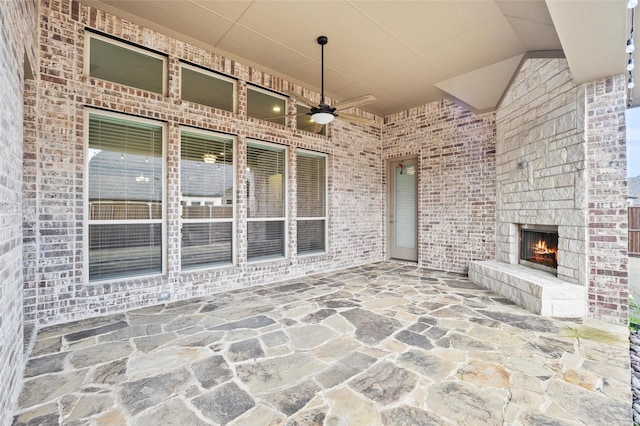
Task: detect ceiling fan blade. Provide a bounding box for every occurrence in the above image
[284,90,315,108]
[337,112,376,125]
[332,94,376,111]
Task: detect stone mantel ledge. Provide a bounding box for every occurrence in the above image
[469,260,586,318]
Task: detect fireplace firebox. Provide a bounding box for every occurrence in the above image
[519,225,558,274]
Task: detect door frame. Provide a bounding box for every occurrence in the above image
[387,155,419,262]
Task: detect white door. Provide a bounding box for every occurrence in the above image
[389,158,418,262]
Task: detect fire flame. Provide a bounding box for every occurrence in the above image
[533,240,557,257]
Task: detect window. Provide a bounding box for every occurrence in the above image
[296,152,327,255]
[180,130,234,269]
[296,105,327,135]
[181,64,235,112]
[247,142,286,261]
[87,112,164,281]
[87,33,166,94]
[247,86,286,125]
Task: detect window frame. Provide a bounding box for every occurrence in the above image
[296,149,328,256]
[180,62,237,113]
[179,127,237,271]
[85,31,168,95]
[84,108,167,283]
[246,139,288,263]
[246,84,288,126]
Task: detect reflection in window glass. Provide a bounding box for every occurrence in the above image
[247,87,286,125]
[89,36,165,94]
[181,65,235,112]
[87,113,164,281]
[180,131,234,269]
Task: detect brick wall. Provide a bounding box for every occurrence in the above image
[586,75,629,323]
[29,0,382,326]
[0,0,38,424]
[383,100,497,273]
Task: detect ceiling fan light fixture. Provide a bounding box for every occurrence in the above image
[311,111,335,124]
[203,153,217,164]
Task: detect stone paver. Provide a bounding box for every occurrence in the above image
[13,263,632,425]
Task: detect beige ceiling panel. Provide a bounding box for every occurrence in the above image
[226,1,414,81]
[546,0,626,83]
[435,54,524,112]
[423,17,524,78]
[332,81,406,116]
[87,0,249,46]
[352,1,503,53]
[496,0,555,25]
[504,17,561,51]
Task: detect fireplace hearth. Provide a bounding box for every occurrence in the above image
[519,225,558,274]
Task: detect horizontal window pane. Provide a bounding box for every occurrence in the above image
[89,223,162,280]
[182,222,232,269]
[247,88,286,125]
[297,219,325,255]
[181,67,234,112]
[248,221,284,261]
[296,105,326,135]
[89,37,164,94]
[247,144,285,218]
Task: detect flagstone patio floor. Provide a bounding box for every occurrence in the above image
[12,262,632,425]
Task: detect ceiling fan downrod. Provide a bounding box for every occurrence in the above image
[318,35,328,105]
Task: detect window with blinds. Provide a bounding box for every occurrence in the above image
[181,64,235,112]
[296,105,327,135]
[296,152,327,255]
[87,112,164,281]
[180,130,234,269]
[247,86,286,126]
[247,142,286,261]
[88,34,166,94]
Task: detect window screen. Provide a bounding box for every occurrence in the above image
[297,152,327,255]
[180,131,234,269]
[181,65,235,112]
[247,142,286,261]
[247,87,286,126]
[89,35,165,94]
[87,113,164,281]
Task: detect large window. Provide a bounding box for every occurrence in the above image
[180,130,234,269]
[247,86,286,125]
[247,142,286,261]
[87,33,166,94]
[181,63,235,112]
[297,152,327,255]
[87,112,164,281]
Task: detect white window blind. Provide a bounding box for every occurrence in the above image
[247,142,286,261]
[180,130,234,269]
[395,164,416,248]
[297,152,326,255]
[87,113,164,281]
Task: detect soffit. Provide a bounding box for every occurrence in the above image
[79,0,628,116]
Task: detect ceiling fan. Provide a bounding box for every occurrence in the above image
[285,36,376,126]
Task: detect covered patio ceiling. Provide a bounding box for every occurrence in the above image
[80,0,629,116]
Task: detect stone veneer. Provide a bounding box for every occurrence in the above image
[0,0,37,424]
[382,102,496,273]
[470,57,628,324]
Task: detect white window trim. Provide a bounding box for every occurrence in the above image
[296,149,328,257]
[180,63,237,113]
[83,108,168,283]
[179,126,237,271]
[85,32,168,95]
[246,139,288,263]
